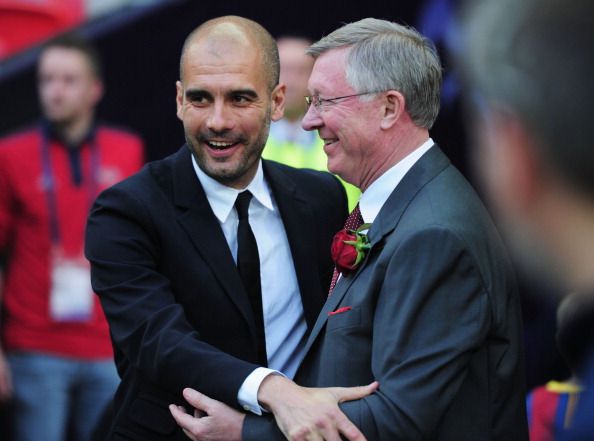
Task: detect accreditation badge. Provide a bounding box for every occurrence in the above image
[49,248,94,322]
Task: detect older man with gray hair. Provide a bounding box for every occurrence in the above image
[172,17,528,441]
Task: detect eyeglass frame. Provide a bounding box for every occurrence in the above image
[304,90,385,111]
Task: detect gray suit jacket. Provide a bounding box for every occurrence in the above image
[244,146,528,440]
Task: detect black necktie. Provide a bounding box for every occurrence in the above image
[235,191,267,366]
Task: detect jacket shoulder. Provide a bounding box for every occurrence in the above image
[0,126,41,154]
[96,124,144,151]
[96,123,143,140]
[99,149,175,199]
[265,160,342,190]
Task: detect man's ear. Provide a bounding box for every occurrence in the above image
[270,83,286,122]
[90,79,104,107]
[175,81,184,121]
[379,90,405,130]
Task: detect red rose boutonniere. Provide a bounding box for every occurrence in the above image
[331,223,372,276]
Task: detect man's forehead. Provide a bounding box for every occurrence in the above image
[309,48,350,92]
[184,29,261,74]
[41,47,87,63]
[183,45,260,77]
[181,44,265,91]
[39,47,91,74]
[192,23,252,55]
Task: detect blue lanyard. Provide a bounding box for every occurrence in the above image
[40,126,100,245]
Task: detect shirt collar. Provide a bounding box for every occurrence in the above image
[192,156,275,223]
[359,138,434,224]
[42,118,96,150]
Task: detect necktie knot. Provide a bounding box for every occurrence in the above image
[235,191,253,220]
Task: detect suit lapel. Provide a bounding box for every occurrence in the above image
[170,147,258,340]
[263,161,325,330]
[301,272,357,354]
[302,145,451,354]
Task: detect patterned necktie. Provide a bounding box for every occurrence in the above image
[328,203,364,296]
[235,191,267,365]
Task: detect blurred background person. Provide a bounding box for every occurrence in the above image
[263,36,359,208]
[526,294,593,440]
[0,33,144,441]
[459,0,594,439]
[263,36,316,166]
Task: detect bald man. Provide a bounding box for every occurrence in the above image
[85,16,372,441]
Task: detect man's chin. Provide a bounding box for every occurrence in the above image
[43,113,73,125]
[201,163,254,189]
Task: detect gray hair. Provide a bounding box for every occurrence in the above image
[461,0,594,197]
[307,18,442,129]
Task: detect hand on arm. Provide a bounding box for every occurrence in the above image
[170,378,378,441]
[170,388,246,441]
[257,375,378,441]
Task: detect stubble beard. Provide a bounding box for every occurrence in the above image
[187,108,272,187]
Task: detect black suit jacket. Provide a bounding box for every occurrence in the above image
[85,145,348,440]
[244,146,528,440]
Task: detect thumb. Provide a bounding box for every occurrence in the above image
[331,381,379,403]
[182,388,216,413]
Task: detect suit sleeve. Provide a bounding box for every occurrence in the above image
[339,227,492,439]
[85,184,259,407]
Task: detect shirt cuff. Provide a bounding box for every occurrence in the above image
[237,367,285,415]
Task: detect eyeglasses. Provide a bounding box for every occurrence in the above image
[304,91,383,111]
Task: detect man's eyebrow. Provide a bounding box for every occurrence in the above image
[184,89,259,100]
[185,89,212,99]
[228,89,258,98]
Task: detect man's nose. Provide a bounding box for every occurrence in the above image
[206,102,234,133]
[302,104,323,131]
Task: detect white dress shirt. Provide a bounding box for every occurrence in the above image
[192,157,307,414]
[359,138,435,223]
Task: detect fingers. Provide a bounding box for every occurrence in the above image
[335,412,367,441]
[169,405,198,441]
[182,388,215,414]
[316,408,366,441]
[287,410,366,441]
[330,381,379,403]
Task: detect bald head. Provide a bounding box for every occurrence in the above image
[180,16,280,92]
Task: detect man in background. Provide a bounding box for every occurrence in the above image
[263,36,319,167]
[0,34,144,441]
[461,0,594,439]
[264,36,359,208]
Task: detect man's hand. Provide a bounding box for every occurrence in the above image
[0,347,12,402]
[258,376,379,441]
[170,388,245,441]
